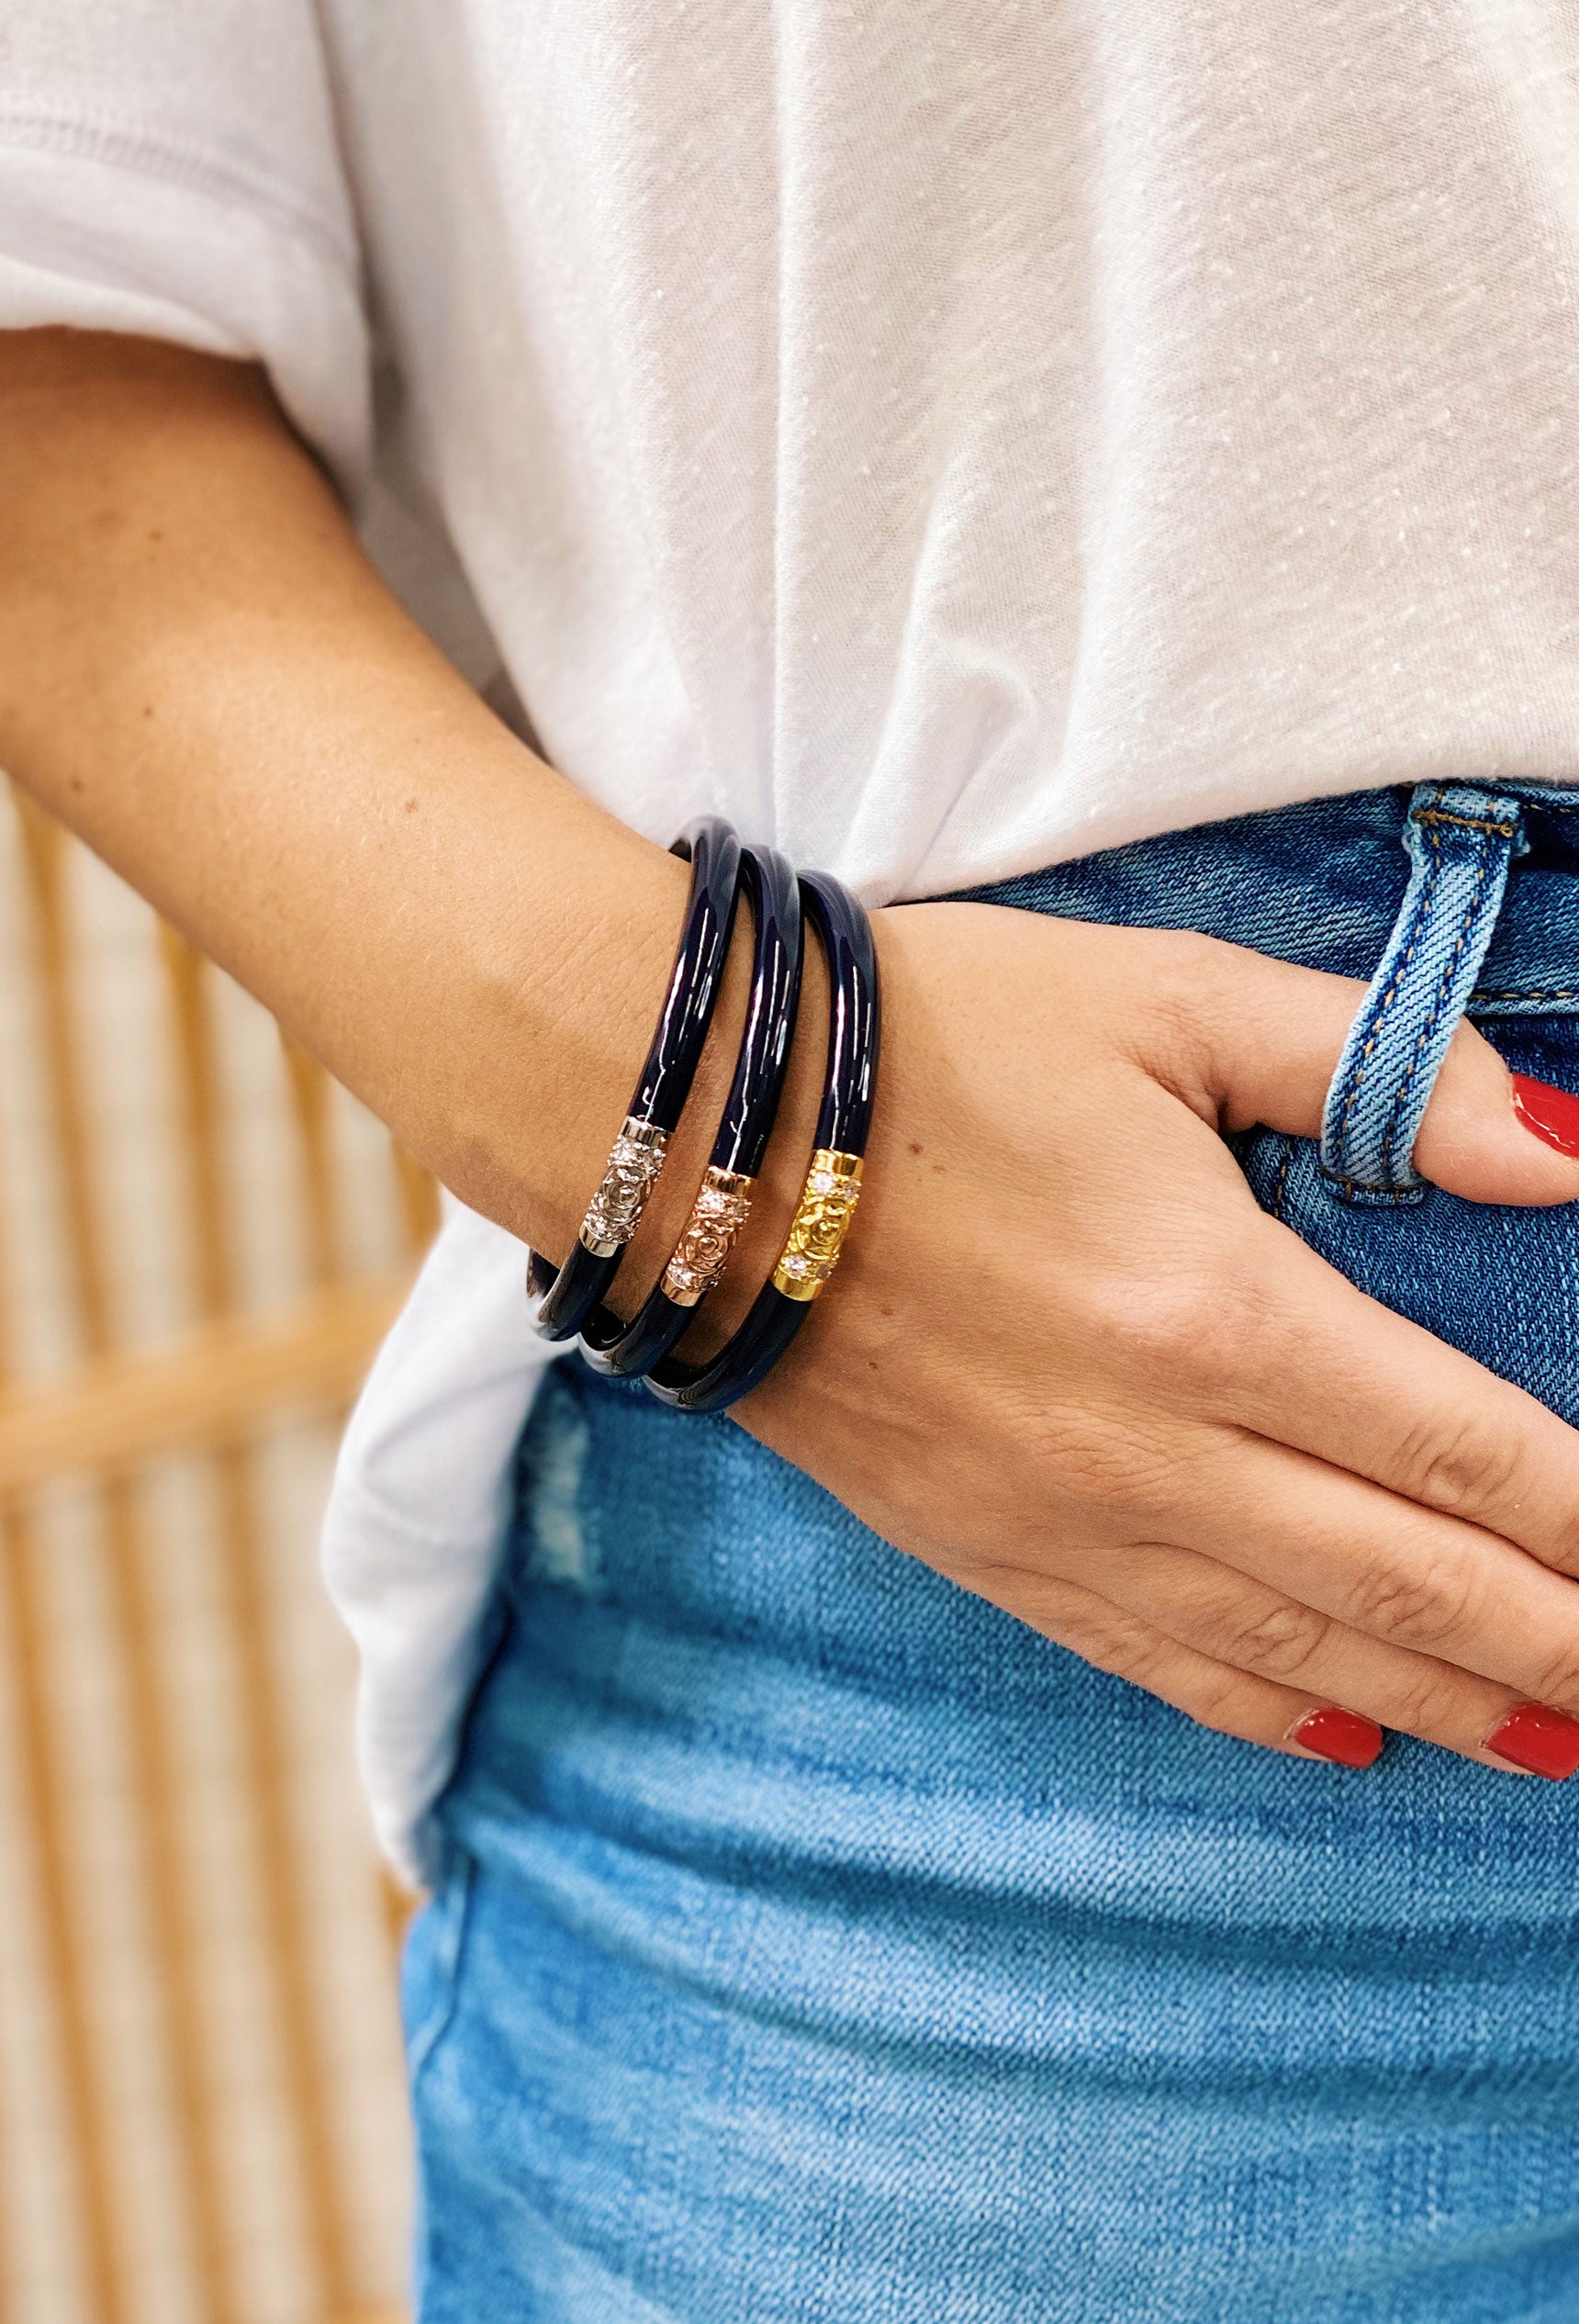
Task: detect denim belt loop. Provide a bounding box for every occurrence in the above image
[1319,782,1529,1192]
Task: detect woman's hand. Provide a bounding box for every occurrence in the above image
[740,903,1579,1774]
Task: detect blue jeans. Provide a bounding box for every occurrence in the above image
[406,782,1579,2323]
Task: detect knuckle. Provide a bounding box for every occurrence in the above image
[1101,1258,1272,1397]
[1101,1274,1210,1374]
[1389,1414,1521,1523]
[1049,1598,1167,1688]
[1381,1668,1481,1739]
[1539,1511,1579,1581]
[1516,1475,1579,1578]
[1092,1629,1169,1690]
[1211,1596,1330,1683]
[1345,1555,1478,1654]
[1175,1667,1260,1744]
[1080,1611,1248,1737]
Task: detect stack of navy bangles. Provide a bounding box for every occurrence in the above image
[526,815,880,1411]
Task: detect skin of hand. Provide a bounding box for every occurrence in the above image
[6,329,1579,1776]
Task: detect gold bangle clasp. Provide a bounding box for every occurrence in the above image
[771,1149,864,1301]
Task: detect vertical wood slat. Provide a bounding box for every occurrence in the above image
[159,928,356,2320]
[0,1506,123,2324]
[278,1037,341,1295]
[15,794,240,2324]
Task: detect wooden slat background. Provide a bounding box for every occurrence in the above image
[0,786,427,2324]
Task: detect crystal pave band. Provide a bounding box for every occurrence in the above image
[660,1165,755,1306]
[771,1149,863,1300]
[577,1117,669,1258]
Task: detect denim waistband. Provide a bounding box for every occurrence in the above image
[958,780,1579,1020]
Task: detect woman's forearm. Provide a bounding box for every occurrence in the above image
[0,327,735,1262]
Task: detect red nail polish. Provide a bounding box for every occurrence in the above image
[1484,1702,1579,1780]
[1511,1074,1579,1160]
[1288,1706,1384,1768]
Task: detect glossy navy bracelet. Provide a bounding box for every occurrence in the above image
[527,815,742,1342]
[645,867,879,1414]
[579,843,804,1379]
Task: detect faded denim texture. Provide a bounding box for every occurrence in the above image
[406,783,1579,2322]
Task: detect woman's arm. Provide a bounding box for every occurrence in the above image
[12,324,1579,1780]
[0,327,726,1267]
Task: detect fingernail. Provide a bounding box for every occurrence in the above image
[1511,1074,1579,1159]
[1288,1706,1384,1768]
[1484,1702,1579,1780]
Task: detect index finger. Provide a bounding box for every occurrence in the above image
[1204,1214,1579,1577]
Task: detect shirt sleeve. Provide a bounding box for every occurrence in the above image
[0,0,371,487]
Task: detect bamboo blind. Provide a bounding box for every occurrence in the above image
[0,785,429,2324]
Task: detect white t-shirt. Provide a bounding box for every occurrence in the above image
[6,0,1579,1878]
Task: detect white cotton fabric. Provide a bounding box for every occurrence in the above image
[7,0,1579,1879]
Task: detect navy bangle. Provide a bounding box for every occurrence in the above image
[579,844,804,1378]
[528,815,742,1342]
[645,867,879,1414]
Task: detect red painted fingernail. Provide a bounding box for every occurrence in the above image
[1288,1706,1384,1768]
[1484,1702,1579,1780]
[1511,1074,1579,1159]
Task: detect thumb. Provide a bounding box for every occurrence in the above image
[1162,937,1579,1209]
